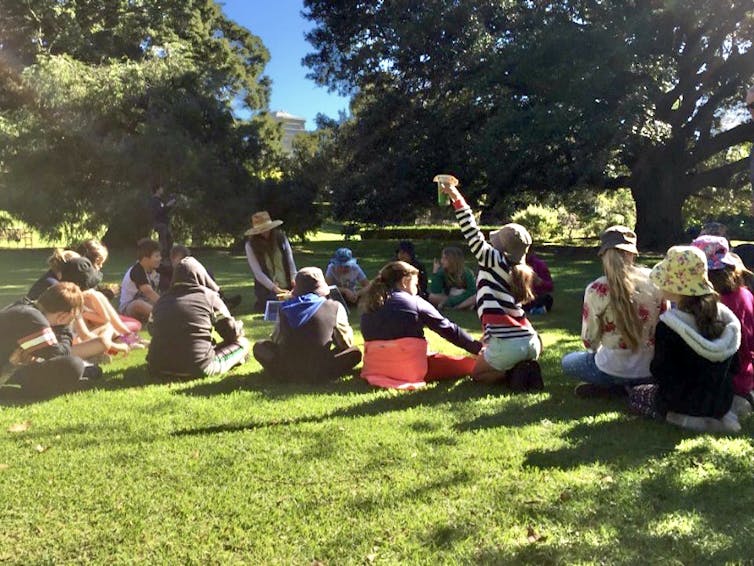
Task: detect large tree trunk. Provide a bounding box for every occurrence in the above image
[630,157,687,252]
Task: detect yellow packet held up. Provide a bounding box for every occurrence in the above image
[432,174,459,205]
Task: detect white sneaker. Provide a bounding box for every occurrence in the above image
[731,395,753,420]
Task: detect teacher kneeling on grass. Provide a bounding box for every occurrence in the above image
[359,261,482,390]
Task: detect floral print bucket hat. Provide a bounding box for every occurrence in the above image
[650,245,714,297]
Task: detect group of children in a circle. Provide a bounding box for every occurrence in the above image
[3,177,751,435]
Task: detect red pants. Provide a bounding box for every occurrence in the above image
[426,353,477,381]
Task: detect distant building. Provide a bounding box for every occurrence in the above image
[271,111,306,153]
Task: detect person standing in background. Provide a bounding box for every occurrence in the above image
[150,184,177,263]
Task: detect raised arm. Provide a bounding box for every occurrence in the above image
[439,183,508,271]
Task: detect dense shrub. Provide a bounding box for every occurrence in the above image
[511,205,561,241]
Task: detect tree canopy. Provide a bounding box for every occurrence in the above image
[304,0,754,248]
[0,0,309,244]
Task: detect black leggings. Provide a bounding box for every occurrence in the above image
[2,356,86,399]
[253,340,362,381]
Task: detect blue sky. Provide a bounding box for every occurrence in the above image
[220,0,351,130]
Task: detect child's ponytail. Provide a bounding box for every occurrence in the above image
[360,261,419,313]
[509,263,535,305]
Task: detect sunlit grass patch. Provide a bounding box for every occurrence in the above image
[0,245,753,563]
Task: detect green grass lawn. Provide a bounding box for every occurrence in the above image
[0,242,753,564]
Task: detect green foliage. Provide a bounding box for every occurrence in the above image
[1,246,754,563]
[360,225,494,240]
[577,189,638,239]
[303,0,754,248]
[511,205,561,242]
[683,186,751,231]
[0,1,302,245]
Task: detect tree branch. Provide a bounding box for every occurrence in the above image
[687,156,750,193]
[692,122,754,164]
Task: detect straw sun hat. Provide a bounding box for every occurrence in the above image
[244,211,283,236]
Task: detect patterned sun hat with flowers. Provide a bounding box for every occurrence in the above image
[650,245,714,297]
[690,235,737,271]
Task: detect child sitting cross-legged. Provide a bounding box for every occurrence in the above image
[629,246,742,433]
[253,267,362,382]
[147,257,249,379]
[561,226,663,398]
[325,247,370,306]
[429,246,476,310]
[1,283,119,399]
[119,238,161,324]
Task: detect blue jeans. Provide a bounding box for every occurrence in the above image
[561,351,653,386]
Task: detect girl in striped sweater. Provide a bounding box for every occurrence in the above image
[440,181,543,390]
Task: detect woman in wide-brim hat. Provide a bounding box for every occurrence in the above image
[561,225,664,398]
[244,211,297,312]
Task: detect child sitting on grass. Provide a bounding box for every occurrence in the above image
[26,248,81,302]
[325,247,370,306]
[253,267,361,382]
[439,180,543,391]
[119,238,161,323]
[147,257,249,379]
[629,246,741,433]
[522,250,554,315]
[394,240,429,299]
[1,283,118,399]
[429,246,476,310]
[359,261,481,389]
[26,249,140,353]
[561,226,662,398]
[691,235,754,418]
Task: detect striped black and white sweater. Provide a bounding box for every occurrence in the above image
[454,199,537,343]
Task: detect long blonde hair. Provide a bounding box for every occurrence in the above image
[360,261,418,313]
[442,246,467,288]
[601,248,643,350]
[509,263,535,304]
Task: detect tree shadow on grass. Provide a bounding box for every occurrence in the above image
[482,434,754,564]
[0,363,168,406]
[522,414,682,471]
[172,379,515,437]
[176,367,374,399]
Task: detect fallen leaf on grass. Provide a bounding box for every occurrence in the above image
[7,421,30,433]
[527,526,546,543]
[33,444,48,453]
[0,464,9,470]
[601,475,614,484]
[366,553,377,563]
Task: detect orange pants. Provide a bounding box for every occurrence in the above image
[362,338,476,389]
